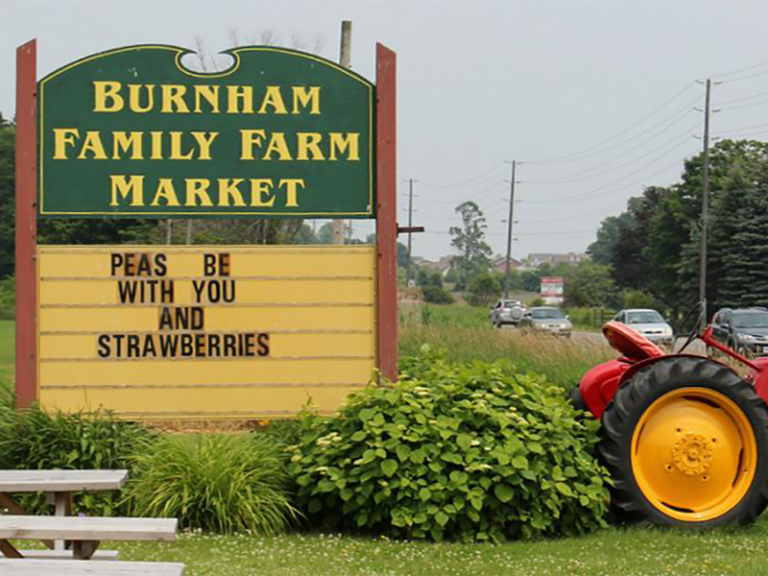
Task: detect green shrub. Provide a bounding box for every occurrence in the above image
[289,347,610,542]
[0,277,14,320]
[125,433,297,534]
[467,274,501,307]
[0,404,150,515]
[422,285,454,305]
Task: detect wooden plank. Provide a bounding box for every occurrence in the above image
[375,43,398,382]
[17,550,119,561]
[0,559,184,576]
[0,470,128,493]
[15,39,38,408]
[0,516,177,542]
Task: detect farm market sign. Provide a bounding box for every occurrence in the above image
[38,45,374,217]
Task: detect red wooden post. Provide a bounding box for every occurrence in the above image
[376,43,397,382]
[15,39,38,408]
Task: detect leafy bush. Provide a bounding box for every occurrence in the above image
[0,277,14,320]
[422,285,454,305]
[0,404,150,515]
[467,273,501,307]
[289,348,610,542]
[125,433,297,534]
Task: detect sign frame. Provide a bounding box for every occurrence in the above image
[15,39,399,413]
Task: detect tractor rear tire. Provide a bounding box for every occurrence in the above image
[600,356,768,527]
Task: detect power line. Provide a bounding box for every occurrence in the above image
[718,69,768,84]
[716,120,768,135]
[711,59,768,79]
[521,141,697,204]
[521,121,702,185]
[419,163,507,188]
[520,149,699,204]
[522,82,698,165]
[716,90,768,106]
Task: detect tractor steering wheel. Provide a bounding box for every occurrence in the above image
[676,302,706,354]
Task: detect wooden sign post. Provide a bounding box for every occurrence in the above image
[15,40,398,417]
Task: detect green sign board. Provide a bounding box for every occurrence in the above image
[38,45,375,218]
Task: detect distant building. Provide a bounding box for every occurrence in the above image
[490,256,524,274]
[410,255,456,276]
[525,252,590,268]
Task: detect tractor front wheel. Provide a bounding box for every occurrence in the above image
[600,357,768,526]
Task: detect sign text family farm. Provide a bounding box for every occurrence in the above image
[38,45,374,217]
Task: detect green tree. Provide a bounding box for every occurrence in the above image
[0,113,15,278]
[417,267,443,289]
[449,201,491,290]
[563,262,617,308]
[588,211,635,266]
[467,272,501,307]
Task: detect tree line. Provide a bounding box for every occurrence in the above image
[588,139,768,320]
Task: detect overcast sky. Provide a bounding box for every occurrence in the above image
[4,0,768,261]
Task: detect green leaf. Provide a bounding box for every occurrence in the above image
[435,511,449,527]
[381,459,398,477]
[419,488,432,502]
[494,484,515,503]
[410,449,426,464]
[351,430,367,442]
[396,444,411,462]
[511,456,529,470]
[456,434,472,451]
[555,482,573,497]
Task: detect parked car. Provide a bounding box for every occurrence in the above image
[712,307,768,356]
[612,309,673,347]
[489,299,527,328]
[520,307,572,337]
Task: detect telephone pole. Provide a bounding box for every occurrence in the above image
[405,178,415,286]
[331,20,353,245]
[503,160,517,299]
[699,79,711,330]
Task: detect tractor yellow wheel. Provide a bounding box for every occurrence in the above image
[600,357,768,527]
[631,388,756,522]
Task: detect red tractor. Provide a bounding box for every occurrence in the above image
[573,308,768,527]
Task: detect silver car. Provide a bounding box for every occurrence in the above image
[520,307,572,337]
[613,309,673,346]
[489,299,527,328]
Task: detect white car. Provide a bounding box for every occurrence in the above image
[612,309,673,346]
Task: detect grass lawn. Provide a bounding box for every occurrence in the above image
[111,517,768,576]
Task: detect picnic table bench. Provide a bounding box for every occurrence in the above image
[0,515,177,559]
[0,558,185,575]
[0,470,129,559]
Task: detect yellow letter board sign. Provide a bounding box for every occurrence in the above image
[37,245,375,419]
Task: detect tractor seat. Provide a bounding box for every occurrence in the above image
[602,321,663,361]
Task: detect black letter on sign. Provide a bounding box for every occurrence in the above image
[203,254,217,276]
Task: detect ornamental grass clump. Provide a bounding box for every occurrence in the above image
[289,346,610,542]
[126,433,297,534]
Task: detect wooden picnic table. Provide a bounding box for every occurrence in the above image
[0,470,128,559]
[0,558,185,575]
[0,515,177,559]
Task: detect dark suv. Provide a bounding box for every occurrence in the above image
[712,307,768,356]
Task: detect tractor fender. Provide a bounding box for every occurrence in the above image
[617,353,738,388]
[576,354,740,420]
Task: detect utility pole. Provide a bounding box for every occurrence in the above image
[503,160,517,299]
[699,79,711,330]
[331,20,352,245]
[405,178,415,286]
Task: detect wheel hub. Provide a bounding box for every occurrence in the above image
[672,432,714,476]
